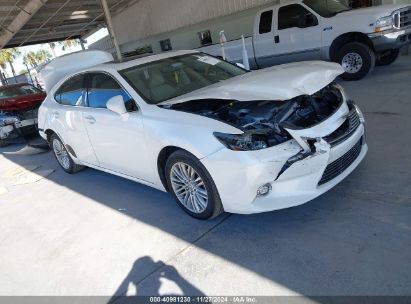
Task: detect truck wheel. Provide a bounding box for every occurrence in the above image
[336,42,375,81]
[376,48,400,66]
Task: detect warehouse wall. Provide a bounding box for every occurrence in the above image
[99,0,411,54]
[112,0,276,43]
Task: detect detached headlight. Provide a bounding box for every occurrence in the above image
[214,132,268,151]
[375,15,394,32]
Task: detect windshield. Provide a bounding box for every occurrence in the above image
[0,85,42,100]
[303,0,351,17]
[120,53,246,104]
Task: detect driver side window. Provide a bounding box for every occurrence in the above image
[86,73,137,112]
[278,4,318,30]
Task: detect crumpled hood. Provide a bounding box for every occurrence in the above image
[161,61,344,105]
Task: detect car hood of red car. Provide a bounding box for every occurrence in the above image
[0,93,46,111]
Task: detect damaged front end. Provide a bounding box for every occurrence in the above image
[0,107,39,146]
[166,82,366,186]
[167,82,351,150]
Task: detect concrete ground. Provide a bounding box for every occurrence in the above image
[0,56,410,298]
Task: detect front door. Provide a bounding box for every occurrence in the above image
[82,72,151,181]
[271,3,322,64]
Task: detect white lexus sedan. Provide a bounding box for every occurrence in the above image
[38,50,367,219]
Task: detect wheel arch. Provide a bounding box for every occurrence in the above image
[329,32,374,61]
[157,145,208,192]
[45,129,77,158]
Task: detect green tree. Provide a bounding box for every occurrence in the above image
[0,48,21,80]
[59,39,79,52]
[35,49,52,64]
[23,51,39,68]
[0,57,7,84]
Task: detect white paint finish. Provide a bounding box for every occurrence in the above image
[38,51,366,215]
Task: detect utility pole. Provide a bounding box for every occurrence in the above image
[100,0,122,61]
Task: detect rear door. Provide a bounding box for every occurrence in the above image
[52,74,98,164]
[81,72,150,180]
[271,3,322,64]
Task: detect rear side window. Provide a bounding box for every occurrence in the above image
[54,74,85,106]
[278,4,317,30]
[259,10,273,34]
[87,73,135,111]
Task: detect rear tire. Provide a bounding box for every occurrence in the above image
[50,134,84,174]
[336,42,375,81]
[165,150,223,220]
[376,48,400,66]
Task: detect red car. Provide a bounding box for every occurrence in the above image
[0,83,46,146]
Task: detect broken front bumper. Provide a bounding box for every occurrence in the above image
[201,103,367,214]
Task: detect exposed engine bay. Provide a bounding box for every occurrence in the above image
[165,83,344,150]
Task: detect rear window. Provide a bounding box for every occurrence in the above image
[54,74,85,106]
[0,85,42,99]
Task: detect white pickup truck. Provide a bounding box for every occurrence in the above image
[199,0,411,80]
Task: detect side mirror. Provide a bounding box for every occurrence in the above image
[107,95,127,115]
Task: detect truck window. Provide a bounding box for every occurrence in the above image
[259,10,273,34]
[278,4,318,30]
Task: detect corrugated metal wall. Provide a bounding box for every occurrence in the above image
[112,0,277,44]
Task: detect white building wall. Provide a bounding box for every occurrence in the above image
[112,0,277,45]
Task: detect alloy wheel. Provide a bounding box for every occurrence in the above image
[52,139,70,170]
[170,162,208,214]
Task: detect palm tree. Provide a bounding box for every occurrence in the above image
[59,39,79,52]
[23,51,39,68]
[0,58,7,85]
[0,48,21,81]
[35,49,52,64]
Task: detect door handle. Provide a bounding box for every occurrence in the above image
[51,111,59,118]
[274,35,280,44]
[84,115,96,124]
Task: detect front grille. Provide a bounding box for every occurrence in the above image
[396,7,411,28]
[324,108,360,147]
[318,138,363,186]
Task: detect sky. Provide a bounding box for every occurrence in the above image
[2,28,109,77]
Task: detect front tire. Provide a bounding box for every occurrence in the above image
[165,150,223,220]
[376,48,400,66]
[50,134,84,174]
[336,42,376,81]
